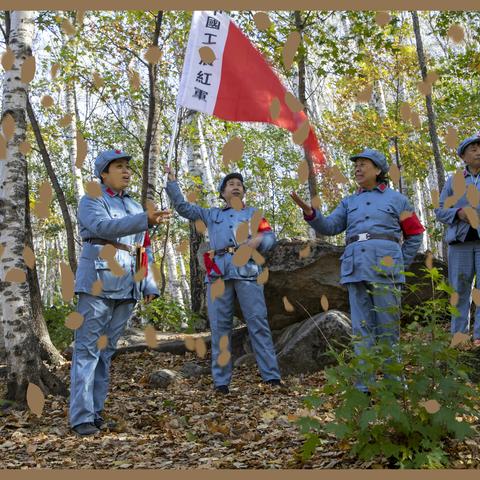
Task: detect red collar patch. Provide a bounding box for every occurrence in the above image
[357,183,387,194]
[105,187,124,197]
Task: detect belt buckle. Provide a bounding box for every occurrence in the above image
[357,233,370,242]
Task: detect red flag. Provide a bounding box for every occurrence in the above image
[177,11,326,166]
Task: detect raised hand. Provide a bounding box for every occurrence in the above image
[165,165,176,182]
[290,191,313,216]
[146,198,172,225]
[148,209,172,225]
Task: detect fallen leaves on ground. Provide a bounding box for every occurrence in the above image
[0,348,479,469]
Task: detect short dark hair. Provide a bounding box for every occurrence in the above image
[220,172,245,192]
[99,163,110,184]
[376,172,389,186]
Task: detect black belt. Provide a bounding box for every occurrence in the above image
[346,233,399,245]
[214,246,237,255]
[450,227,480,245]
[83,238,136,255]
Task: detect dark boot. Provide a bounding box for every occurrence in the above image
[265,379,284,387]
[93,416,118,431]
[72,422,100,436]
[215,385,229,394]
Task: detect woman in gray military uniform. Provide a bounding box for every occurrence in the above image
[291,148,425,393]
[435,133,480,347]
[165,168,281,394]
[70,150,169,436]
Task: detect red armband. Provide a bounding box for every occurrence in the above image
[143,230,151,247]
[303,210,316,221]
[400,213,425,236]
[257,218,272,233]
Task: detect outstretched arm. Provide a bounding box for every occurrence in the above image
[290,191,347,236]
[165,167,211,224]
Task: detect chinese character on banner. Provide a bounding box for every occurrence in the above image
[206,16,221,30]
[193,88,208,101]
[199,59,214,66]
[202,32,217,45]
[196,71,212,86]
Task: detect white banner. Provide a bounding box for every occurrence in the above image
[177,11,230,114]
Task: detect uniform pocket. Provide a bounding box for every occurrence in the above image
[340,251,354,276]
[377,205,397,217]
[108,210,125,220]
[347,206,359,215]
[94,259,127,292]
[210,218,224,238]
[346,206,359,224]
[375,250,403,276]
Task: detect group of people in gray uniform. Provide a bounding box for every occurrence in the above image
[68,133,480,436]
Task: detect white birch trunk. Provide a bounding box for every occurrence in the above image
[66,86,83,259]
[185,112,217,203]
[66,84,84,201]
[165,238,184,306]
[196,115,217,201]
[372,79,401,183]
[414,179,429,252]
[147,83,161,203]
[0,11,65,401]
[176,247,191,307]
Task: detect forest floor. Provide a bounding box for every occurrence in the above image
[1,345,480,469]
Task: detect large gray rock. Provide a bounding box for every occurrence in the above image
[261,238,446,330]
[235,310,352,376]
[276,310,352,375]
[149,369,178,388]
[180,361,210,378]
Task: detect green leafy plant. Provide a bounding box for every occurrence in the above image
[139,294,203,333]
[43,302,75,351]
[297,267,480,468]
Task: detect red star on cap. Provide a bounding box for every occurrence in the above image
[115,149,122,154]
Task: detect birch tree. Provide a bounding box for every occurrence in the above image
[0,11,66,402]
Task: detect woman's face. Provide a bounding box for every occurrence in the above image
[353,158,381,188]
[221,178,245,203]
[462,141,480,171]
[101,158,132,191]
